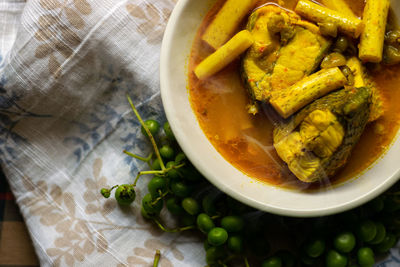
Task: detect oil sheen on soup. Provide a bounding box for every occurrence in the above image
[188,0,400,190]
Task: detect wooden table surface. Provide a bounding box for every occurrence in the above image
[0,170,39,266]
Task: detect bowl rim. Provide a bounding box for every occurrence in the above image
[160,0,400,217]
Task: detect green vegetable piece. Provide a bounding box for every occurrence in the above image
[175,152,187,164]
[301,254,318,266]
[147,177,167,198]
[383,45,400,65]
[141,205,155,219]
[334,231,356,253]
[170,180,191,198]
[346,40,357,55]
[160,145,175,160]
[368,222,386,244]
[385,30,400,45]
[166,161,179,180]
[180,213,196,227]
[142,193,163,215]
[179,165,202,182]
[221,216,244,232]
[151,158,161,170]
[202,195,217,216]
[141,119,160,137]
[163,122,175,141]
[227,235,243,254]
[374,233,397,254]
[275,250,296,267]
[114,184,136,206]
[358,220,377,242]
[262,256,282,267]
[326,250,348,267]
[204,240,211,251]
[208,227,229,246]
[357,247,374,267]
[197,213,215,234]
[182,197,200,215]
[305,238,326,258]
[166,197,184,215]
[333,36,349,53]
[100,188,111,198]
[321,52,347,69]
[205,246,226,264]
[319,22,338,37]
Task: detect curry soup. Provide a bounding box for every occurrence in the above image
[188,0,400,190]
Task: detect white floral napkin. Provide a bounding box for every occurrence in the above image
[0,0,204,266]
[0,0,399,266]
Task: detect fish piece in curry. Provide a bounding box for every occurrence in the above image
[273,87,371,183]
[241,5,331,108]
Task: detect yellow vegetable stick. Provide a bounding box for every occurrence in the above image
[195,30,254,80]
[270,67,347,119]
[359,0,390,63]
[202,0,257,50]
[295,0,363,38]
[320,0,356,18]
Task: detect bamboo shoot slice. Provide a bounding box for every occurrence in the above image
[202,0,257,50]
[359,0,391,63]
[195,30,254,80]
[320,0,356,18]
[270,67,347,119]
[295,0,363,38]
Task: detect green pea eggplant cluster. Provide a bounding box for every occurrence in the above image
[99,96,400,267]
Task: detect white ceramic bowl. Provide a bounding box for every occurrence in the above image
[160,0,400,217]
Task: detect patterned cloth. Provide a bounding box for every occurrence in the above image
[0,0,399,266]
[0,0,201,266]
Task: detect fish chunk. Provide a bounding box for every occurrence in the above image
[241,5,331,108]
[273,87,371,183]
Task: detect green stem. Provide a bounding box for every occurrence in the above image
[172,162,186,170]
[151,191,170,206]
[221,255,240,264]
[131,161,186,187]
[127,95,166,170]
[110,185,118,191]
[124,150,152,162]
[133,170,164,186]
[153,250,161,267]
[244,256,250,267]
[153,219,196,233]
[124,150,153,169]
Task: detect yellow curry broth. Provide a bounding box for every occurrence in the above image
[188,0,400,189]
